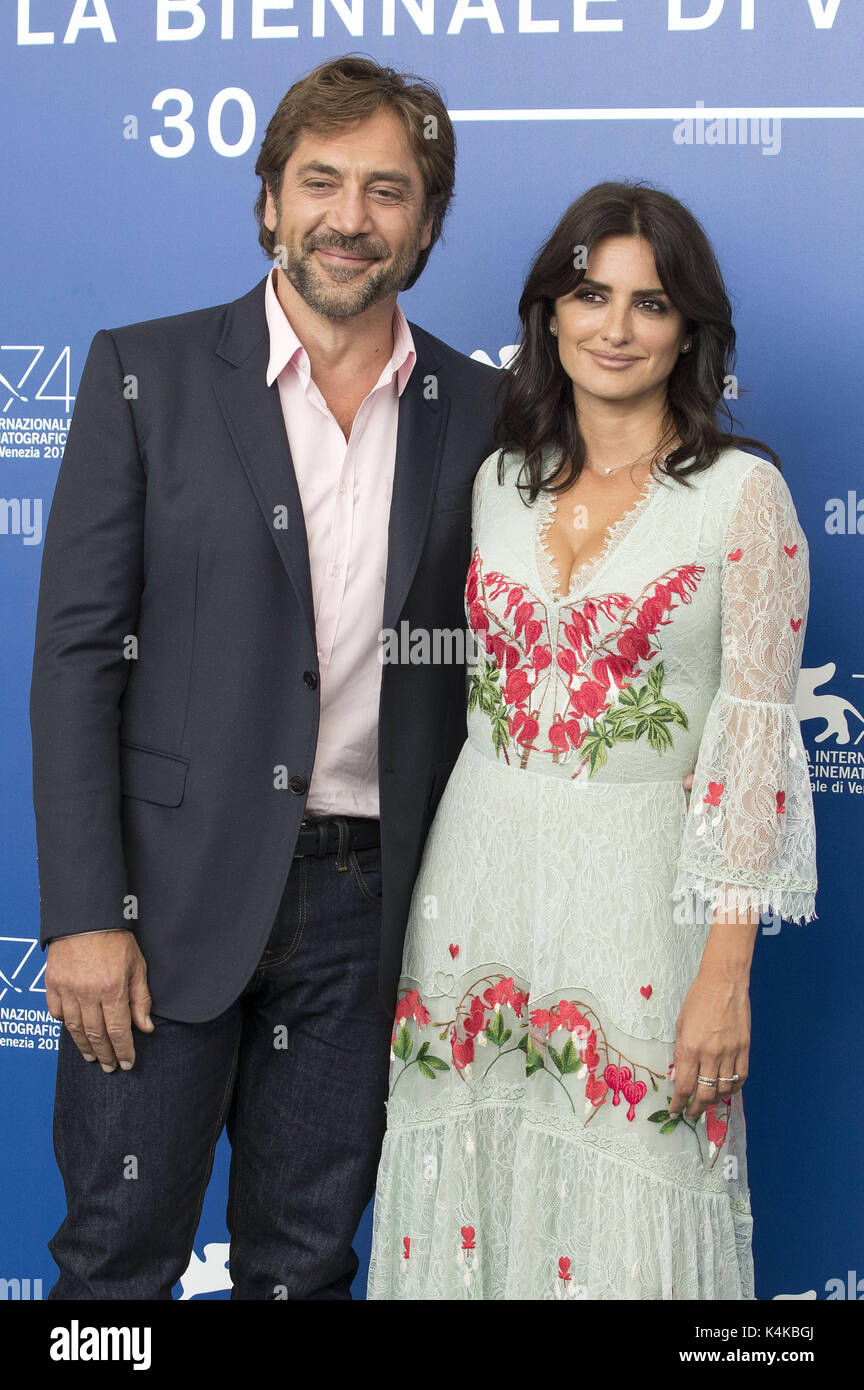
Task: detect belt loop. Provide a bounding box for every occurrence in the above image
[294,819,308,859]
[316,820,328,858]
[334,816,349,871]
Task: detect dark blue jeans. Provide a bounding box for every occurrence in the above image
[47,842,391,1299]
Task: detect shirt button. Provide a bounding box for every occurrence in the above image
[303,671,318,690]
[331,563,340,577]
[338,483,347,494]
[288,776,308,795]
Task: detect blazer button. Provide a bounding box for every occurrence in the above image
[303,670,318,690]
[288,776,308,795]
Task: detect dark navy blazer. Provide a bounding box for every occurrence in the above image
[29,274,501,1021]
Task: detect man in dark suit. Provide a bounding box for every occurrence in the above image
[30,55,500,1299]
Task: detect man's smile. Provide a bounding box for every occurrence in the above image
[313,245,380,270]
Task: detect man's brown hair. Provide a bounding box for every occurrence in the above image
[254,54,456,291]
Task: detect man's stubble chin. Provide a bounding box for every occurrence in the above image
[283,259,396,320]
[275,235,422,321]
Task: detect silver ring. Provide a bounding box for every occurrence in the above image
[697,1075,718,1086]
[718,1075,740,1083]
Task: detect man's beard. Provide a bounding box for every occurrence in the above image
[274,224,424,321]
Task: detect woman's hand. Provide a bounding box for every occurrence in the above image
[668,969,750,1120]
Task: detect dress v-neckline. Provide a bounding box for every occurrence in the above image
[534,462,667,603]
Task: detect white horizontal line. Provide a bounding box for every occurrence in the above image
[449,106,864,121]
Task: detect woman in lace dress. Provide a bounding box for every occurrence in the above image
[366,182,817,1300]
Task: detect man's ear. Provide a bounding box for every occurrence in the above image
[264,185,278,233]
[419,215,434,252]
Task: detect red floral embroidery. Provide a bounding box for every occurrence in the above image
[449,991,488,1070]
[706,1104,729,1149]
[463,995,487,1038]
[585,1072,608,1107]
[451,1035,475,1072]
[391,989,451,1090]
[604,1063,631,1107]
[525,1002,656,1124]
[583,1033,600,1071]
[391,972,730,1169]
[649,1092,733,1168]
[621,1076,648,1122]
[776,790,786,814]
[558,1257,572,1282]
[457,1225,479,1288]
[530,1001,590,1037]
[393,989,430,1041]
[451,976,529,1071]
[483,977,529,1015]
[467,549,704,775]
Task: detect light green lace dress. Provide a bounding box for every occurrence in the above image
[367,446,817,1300]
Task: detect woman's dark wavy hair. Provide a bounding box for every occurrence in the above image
[493,180,780,499]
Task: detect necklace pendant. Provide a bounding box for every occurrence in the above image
[604,466,613,475]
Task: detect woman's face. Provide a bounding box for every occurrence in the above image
[550,235,689,411]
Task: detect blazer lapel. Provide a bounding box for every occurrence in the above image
[212,277,316,640]
[382,326,450,634]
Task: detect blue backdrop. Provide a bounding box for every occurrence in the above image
[2,0,862,1301]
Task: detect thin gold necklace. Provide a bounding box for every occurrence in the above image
[586,445,670,477]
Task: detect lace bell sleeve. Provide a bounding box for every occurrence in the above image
[672,459,818,925]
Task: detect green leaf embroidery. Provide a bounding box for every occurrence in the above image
[547,1045,583,1073]
[525,1038,545,1076]
[581,663,689,775]
[423,1054,449,1072]
[649,1106,684,1135]
[485,1010,511,1047]
[556,1037,581,1074]
[393,1024,413,1062]
[491,712,510,756]
[469,656,512,760]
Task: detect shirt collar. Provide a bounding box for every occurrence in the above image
[265,265,416,397]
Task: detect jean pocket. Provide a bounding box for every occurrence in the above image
[349,846,383,907]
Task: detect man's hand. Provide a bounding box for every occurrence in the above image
[45,931,154,1072]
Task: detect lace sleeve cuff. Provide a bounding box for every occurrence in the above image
[673,689,818,925]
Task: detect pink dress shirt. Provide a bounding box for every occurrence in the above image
[264,266,417,819]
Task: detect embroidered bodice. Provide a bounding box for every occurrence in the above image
[465,445,817,924]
